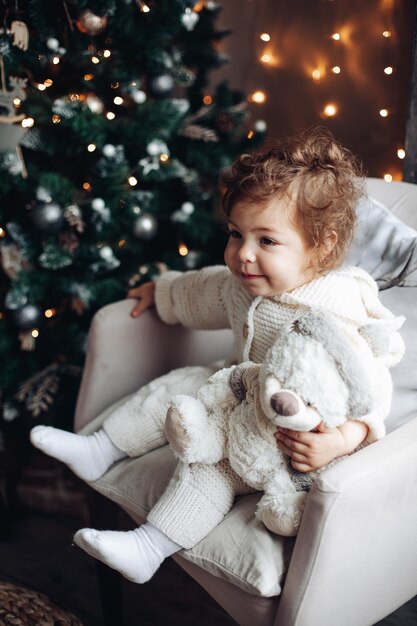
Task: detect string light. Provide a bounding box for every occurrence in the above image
[178,243,189,256]
[0,227,5,237]
[13,98,21,106]
[87,144,96,152]
[83,182,92,191]
[103,49,111,58]
[203,95,213,105]
[332,66,341,74]
[128,176,138,186]
[32,329,39,338]
[382,30,392,38]
[260,33,270,42]
[113,96,123,105]
[397,149,406,159]
[106,112,116,120]
[379,108,389,117]
[84,73,93,81]
[383,173,393,182]
[21,117,34,127]
[331,32,341,40]
[260,53,273,64]
[52,56,60,64]
[384,66,393,74]
[37,83,46,91]
[137,0,150,12]
[311,69,322,81]
[52,114,61,124]
[44,79,53,88]
[321,103,338,118]
[247,130,254,139]
[44,309,56,318]
[249,90,266,104]
[92,56,100,64]
[159,153,169,163]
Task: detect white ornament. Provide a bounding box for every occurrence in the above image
[36,186,52,203]
[47,38,59,51]
[102,144,116,158]
[92,198,105,211]
[181,201,195,216]
[131,89,147,104]
[147,139,169,157]
[181,8,199,31]
[255,119,267,133]
[99,246,114,260]
[86,94,104,114]
[139,157,160,175]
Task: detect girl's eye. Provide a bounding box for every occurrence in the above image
[260,237,276,246]
[228,229,241,239]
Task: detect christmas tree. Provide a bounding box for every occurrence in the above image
[0,1,264,435]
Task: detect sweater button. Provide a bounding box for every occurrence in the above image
[243,323,249,338]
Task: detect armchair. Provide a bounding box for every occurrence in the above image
[74,178,417,626]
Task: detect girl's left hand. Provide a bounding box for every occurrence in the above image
[275,422,346,472]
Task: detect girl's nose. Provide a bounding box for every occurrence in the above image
[238,242,256,263]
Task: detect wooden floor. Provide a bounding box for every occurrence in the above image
[0,505,416,626]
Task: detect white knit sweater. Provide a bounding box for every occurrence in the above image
[155,264,404,368]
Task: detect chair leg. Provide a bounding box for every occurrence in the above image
[87,488,124,626]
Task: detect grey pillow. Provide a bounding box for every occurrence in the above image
[345,195,417,289]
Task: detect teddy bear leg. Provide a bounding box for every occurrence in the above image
[165,394,226,464]
[256,490,308,537]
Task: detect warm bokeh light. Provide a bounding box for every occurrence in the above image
[261,53,273,64]
[397,148,406,159]
[260,33,271,42]
[379,108,389,117]
[87,144,96,152]
[382,30,392,37]
[312,69,322,81]
[52,56,60,64]
[203,94,213,105]
[0,227,5,237]
[32,329,39,338]
[114,96,123,105]
[128,176,138,186]
[384,66,393,74]
[331,32,340,40]
[103,49,111,58]
[83,182,92,191]
[322,103,338,117]
[106,112,116,120]
[247,130,254,139]
[383,173,393,182]
[52,114,61,124]
[159,153,169,163]
[250,90,266,104]
[91,56,100,64]
[22,117,34,127]
[332,66,341,74]
[44,309,56,318]
[179,243,189,256]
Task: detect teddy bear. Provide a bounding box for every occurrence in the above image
[164,310,390,537]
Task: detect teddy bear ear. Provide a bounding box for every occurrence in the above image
[229,362,260,400]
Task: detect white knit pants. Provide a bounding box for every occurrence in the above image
[102,365,255,548]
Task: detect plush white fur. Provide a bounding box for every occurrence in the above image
[165,311,387,537]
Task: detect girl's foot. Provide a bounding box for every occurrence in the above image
[30,426,126,481]
[74,523,181,583]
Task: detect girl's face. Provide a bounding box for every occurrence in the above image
[224,196,318,297]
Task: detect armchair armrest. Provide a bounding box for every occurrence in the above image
[74,300,233,432]
[276,415,417,626]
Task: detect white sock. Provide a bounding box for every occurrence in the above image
[30,426,126,481]
[73,522,182,584]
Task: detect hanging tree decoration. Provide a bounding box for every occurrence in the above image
[0,66,29,175]
[31,201,66,234]
[76,10,108,36]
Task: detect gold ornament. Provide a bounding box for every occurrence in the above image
[76,10,108,36]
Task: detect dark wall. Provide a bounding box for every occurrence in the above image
[213,0,415,178]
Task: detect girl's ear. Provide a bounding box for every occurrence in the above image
[321,230,338,258]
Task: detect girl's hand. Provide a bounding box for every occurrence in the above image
[275,420,368,473]
[127,282,156,317]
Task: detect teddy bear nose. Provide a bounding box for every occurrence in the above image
[271,392,299,416]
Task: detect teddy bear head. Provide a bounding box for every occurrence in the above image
[257,311,374,432]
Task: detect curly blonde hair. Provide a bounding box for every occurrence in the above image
[222,127,365,272]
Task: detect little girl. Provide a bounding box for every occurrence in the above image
[31,127,404,584]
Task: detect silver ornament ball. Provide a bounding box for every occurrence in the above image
[32,202,65,234]
[12,304,43,330]
[133,213,158,240]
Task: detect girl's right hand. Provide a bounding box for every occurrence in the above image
[127,281,156,317]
